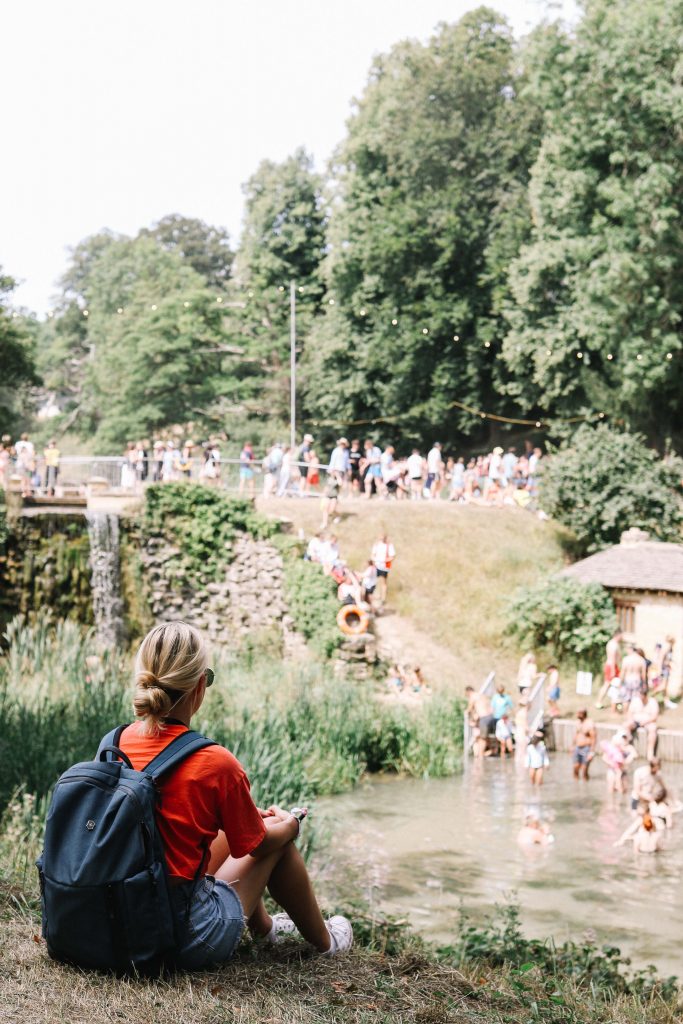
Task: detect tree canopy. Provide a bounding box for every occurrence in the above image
[11,0,683,456]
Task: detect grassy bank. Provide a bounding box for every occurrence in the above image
[259,498,568,689]
[0,615,463,858]
[1,884,679,1024]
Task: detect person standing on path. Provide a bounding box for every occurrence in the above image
[298,433,314,495]
[238,442,255,496]
[43,439,60,495]
[371,533,395,611]
[406,448,424,499]
[426,442,443,499]
[573,709,596,780]
[621,644,648,703]
[596,630,623,708]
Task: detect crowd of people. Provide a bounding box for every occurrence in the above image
[0,430,544,514]
[0,434,61,496]
[261,436,544,507]
[467,632,681,853]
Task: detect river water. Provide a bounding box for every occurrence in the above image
[317,753,683,978]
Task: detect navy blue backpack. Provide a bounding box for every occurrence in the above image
[36,725,215,974]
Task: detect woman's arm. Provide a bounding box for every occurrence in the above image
[250,805,299,859]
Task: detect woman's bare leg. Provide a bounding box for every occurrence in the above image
[214,842,330,952]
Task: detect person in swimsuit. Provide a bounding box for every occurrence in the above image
[572,709,596,780]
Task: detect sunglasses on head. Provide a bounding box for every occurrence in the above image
[205,668,215,688]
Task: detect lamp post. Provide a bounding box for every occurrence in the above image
[290,280,296,452]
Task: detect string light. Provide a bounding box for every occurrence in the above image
[360,308,367,316]
[183,301,190,308]
[453,334,459,341]
[117,307,123,314]
[298,286,304,293]
[546,349,552,356]
[484,341,491,348]
[328,298,335,305]
[422,327,429,335]
[391,318,398,326]
[247,290,254,298]
[607,353,613,360]
[535,421,542,428]
[12,312,18,318]
[83,309,89,317]
[216,297,223,303]
[636,353,642,361]
[151,304,157,311]
[666,352,673,360]
[278,286,285,293]
[576,351,583,358]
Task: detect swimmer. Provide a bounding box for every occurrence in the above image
[495,712,514,758]
[518,815,554,846]
[614,804,665,854]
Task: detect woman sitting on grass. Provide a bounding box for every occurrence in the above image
[119,620,352,969]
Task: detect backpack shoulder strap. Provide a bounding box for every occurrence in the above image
[96,724,128,762]
[143,730,216,782]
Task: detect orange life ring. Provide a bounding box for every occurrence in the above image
[337,604,370,636]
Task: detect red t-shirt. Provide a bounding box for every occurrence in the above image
[118,723,267,880]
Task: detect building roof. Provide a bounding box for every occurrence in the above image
[561,530,683,595]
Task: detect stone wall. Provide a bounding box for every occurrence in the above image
[140,531,293,648]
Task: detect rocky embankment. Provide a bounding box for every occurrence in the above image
[140,532,296,647]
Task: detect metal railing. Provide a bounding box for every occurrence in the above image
[463,669,547,758]
[7,455,336,498]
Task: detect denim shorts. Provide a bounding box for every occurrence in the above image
[170,875,245,970]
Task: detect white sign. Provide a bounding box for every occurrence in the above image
[576,671,593,696]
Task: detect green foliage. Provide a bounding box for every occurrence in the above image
[282,559,342,658]
[140,214,233,290]
[539,424,683,554]
[227,148,327,431]
[507,577,616,670]
[305,10,544,445]
[501,0,683,441]
[143,483,277,582]
[443,901,678,1002]
[0,270,37,432]
[0,616,464,817]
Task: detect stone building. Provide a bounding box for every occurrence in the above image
[562,528,683,696]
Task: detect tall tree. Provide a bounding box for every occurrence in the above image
[141,215,233,291]
[229,148,327,431]
[0,270,37,432]
[305,9,541,445]
[500,0,683,445]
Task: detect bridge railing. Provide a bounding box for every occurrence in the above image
[13,456,337,498]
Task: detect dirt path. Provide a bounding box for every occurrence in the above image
[373,610,488,695]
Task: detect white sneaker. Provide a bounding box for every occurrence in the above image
[323,915,353,955]
[265,912,298,944]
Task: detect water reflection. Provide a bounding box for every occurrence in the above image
[316,753,683,976]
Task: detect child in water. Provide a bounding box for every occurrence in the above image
[525,731,550,785]
[518,814,555,846]
[600,730,637,793]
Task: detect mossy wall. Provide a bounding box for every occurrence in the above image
[0,513,93,632]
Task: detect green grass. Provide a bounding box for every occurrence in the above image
[259,497,569,688]
[0,614,463,821]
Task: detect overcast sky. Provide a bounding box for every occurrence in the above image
[1,0,578,314]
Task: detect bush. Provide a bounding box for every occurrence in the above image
[282,559,342,658]
[539,424,683,555]
[442,902,678,1002]
[507,577,616,671]
[143,483,277,581]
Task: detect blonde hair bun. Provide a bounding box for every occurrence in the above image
[133,621,208,735]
